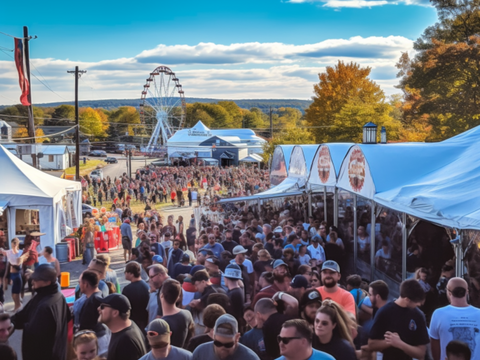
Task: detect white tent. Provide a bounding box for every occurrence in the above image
[0,145,82,251]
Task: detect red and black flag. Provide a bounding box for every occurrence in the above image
[14,37,30,106]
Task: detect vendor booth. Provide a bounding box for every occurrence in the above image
[0,145,82,253]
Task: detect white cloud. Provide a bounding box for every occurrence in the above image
[287,0,430,8]
[0,37,412,105]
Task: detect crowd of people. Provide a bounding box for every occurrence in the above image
[0,164,476,360]
[81,165,270,209]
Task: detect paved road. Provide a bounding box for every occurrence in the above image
[4,203,194,360]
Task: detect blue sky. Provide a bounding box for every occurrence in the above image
[0,0,438,105]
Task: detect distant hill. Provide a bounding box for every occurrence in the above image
[8,98,313,113]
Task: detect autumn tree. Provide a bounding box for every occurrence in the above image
[108,106,141,137]
[262,128,315,162]
[305,61,394,143]
[242,108,265,128]
[396,0,480,140]
[0,105,46,125]
[80,108,108,138]
[14,128,47,143]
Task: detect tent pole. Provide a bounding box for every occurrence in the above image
[334,187,338,227]
[370,201,376,281]
[353,195,357,273]
[402,212,407,281]
[308,188,312,217]
[323,187,327,223]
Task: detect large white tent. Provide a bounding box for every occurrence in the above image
[0,145,82,251]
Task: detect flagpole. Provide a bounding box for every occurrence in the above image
[23,26,37,168]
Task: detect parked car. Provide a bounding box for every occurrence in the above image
[90,169,104,181]
[89,150,107,157]
[126,144,137,151]
[82,204,98,218]
[104,157,118,164]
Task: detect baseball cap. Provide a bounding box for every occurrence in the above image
[273,226,283,233]
[214,314,238,338]
[232,245,247,255]
[147,319,170,345]
[152,255,163,264]
[300,289,323,308]
[181,253,191,263]
[31,264,57,283]
[101,294,131,314]
[190,265,206,275]
[321,260,340,273]
[273,259,288,269]
[206,256,220,266]
[123,219,130,224]
[199,248,214,256]
[224,264,242,280]
[290,275,308,289]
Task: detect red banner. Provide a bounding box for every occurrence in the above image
[14,38,30,106]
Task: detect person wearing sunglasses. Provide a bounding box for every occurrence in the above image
[73,330,98,360]
[98,294,147,360]
[192,314,260,360]
[139,319,192,360]
[313,300,357,360]
[277,319,334,360]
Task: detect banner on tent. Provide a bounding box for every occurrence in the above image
[308,145,336,187]
[337,145,375,199]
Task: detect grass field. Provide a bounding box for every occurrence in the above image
[64,159,106,176]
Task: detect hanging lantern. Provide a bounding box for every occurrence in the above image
[362,122,378,144]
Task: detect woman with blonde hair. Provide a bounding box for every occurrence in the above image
[313,299,357,360]
[83,220,95,265]
[95,254,120,293]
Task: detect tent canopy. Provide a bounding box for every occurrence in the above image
[374,126,480,230]
[308,143,353,188]
[0,145,81,206]
[218,177,303,204]
[270,145,295,186]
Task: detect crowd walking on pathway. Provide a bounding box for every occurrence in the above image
[0,163,475,360]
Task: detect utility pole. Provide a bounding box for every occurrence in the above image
[23,26,37,168]
[67,66,87,181]
[128,149,132,180]
[269,107,273,139]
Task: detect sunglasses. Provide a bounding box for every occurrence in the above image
[315,320,331,326]
[213,340,235,348]
[277,336,302,344]
[99,304,111,310]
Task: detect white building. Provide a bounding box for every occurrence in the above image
[21,145,71,170]
[166,121,266,166]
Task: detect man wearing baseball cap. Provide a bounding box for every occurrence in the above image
[288,275,308,301]
[252,259,289,308]
[173,253,192,279]
[230,245,254,298]
[317,260,356,315]
[224,264,245,323]
[139,319,192,360]
[192,314,260,360]
[98,294,147,360]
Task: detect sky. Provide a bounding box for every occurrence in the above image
[0,0,438,106]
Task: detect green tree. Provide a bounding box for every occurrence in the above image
[262,128,315,163]
[305,61,387,142]
[242,109,265,129]
[396,0,480,140]
[108,106,141,137]
[52,105,75,120]
[330,98,401,143]
[217,101,243,126]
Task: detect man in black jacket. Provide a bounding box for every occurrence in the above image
[12,264,69,360]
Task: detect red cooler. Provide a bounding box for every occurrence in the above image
[94,231,109,253]
[107,230,116,250]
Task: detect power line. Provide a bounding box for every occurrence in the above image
[12,124,78,140]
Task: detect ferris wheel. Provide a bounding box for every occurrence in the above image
[140,66,186,152]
